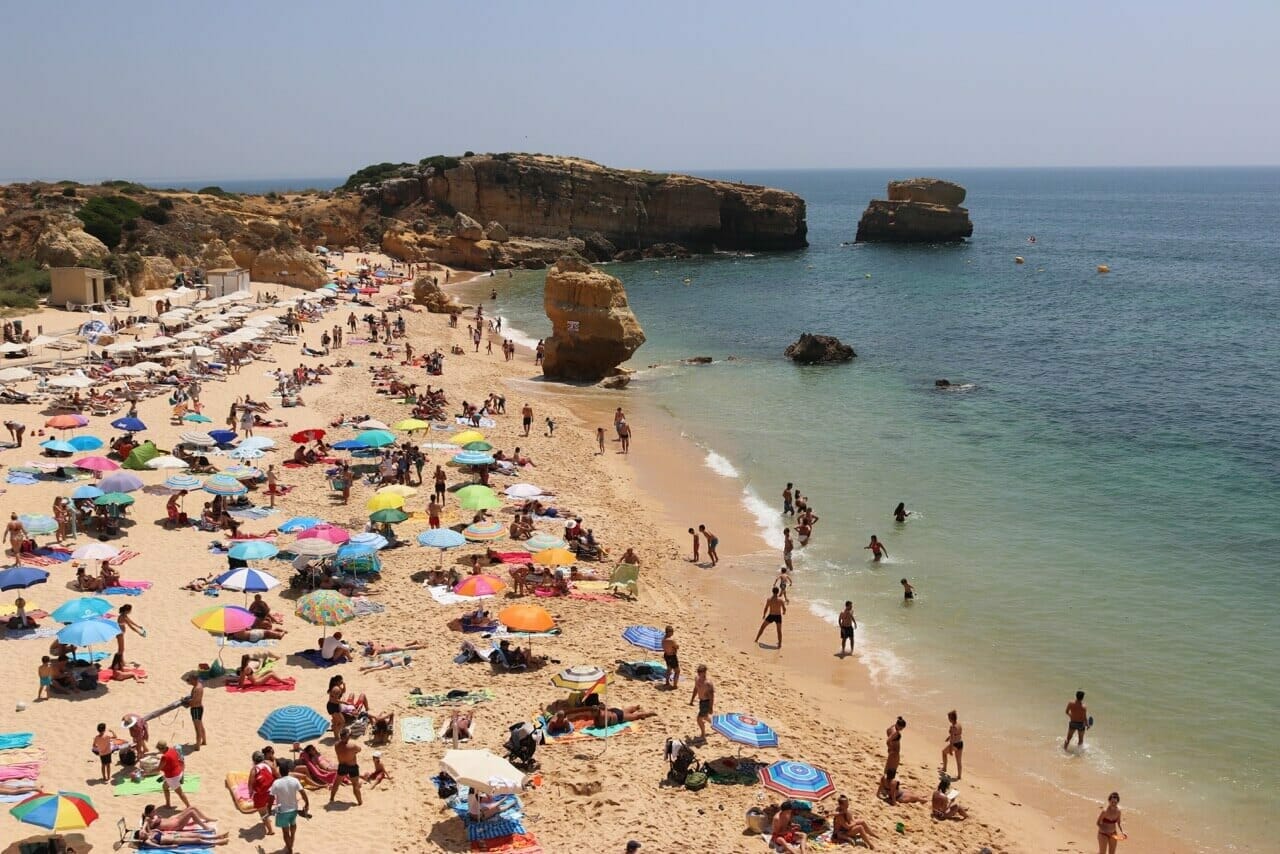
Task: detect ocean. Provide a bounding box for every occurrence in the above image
[451,168,1280,851]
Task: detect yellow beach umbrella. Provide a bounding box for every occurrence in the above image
[450,429,486,446]
[376,484,417,498]
[532,547,576,567]
[393,418,431,432]
[365,492,406,512]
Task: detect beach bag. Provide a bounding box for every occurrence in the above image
[684,771,708,791]
[119,747,137,768]
[436,772,458,800]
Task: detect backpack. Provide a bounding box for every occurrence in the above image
[684,771,708,791]
[118,747,137,768]
[436,772,458,800]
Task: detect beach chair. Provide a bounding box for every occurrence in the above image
[606,563,640,599]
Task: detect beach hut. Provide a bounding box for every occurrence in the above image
[206,267,250,298]
[49,267,116,309]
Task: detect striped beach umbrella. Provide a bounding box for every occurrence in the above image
[0,566,49,591]
[228,446,266,460]
[227,541,280,561]
[203,474,248,496]
[463,520,505,542]
[56,617,121,647]
[258,705,330,743]
[216,567,280,592]
[163,474,202,491]
[74,456,120,473]
[452,451,495,467]
[17,514,58,535]
[550,665,613,692]
[454,575,507,597]
[418,529,466,549]
[621,625,666,652]
[9,791,99,832]
[758,760,836,800]
[712,713,779,749]
[179,431,216,446]
[191,605,256,635]
[290,538,339,558]
[524,533,567,552]
[51,596,112,623]
[349,532,389,550]
[295,590,355,628]
[99,472,144,493]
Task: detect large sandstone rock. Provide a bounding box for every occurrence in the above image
[784,333,856,365]
[412,275,466,313]
[542,257,646,382]
[453,212,485,241]
[34,223,108,266]
[200,239,237,270]
[855,178,973,244]
[229,244,329,287]
[134,255,179,294]
[484,221,509,243]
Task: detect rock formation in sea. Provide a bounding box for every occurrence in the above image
[855,178,973,243]
[784,333,856,365]
[412,274,467,314]
[542,257,646,382]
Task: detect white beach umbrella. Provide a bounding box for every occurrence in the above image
[158,311,187,323]
[174,330,203,341]
[109,366,145,378]
[244,316,278,328]
[206,320,231,329]
[105,342,137,355]
[133,361,164,372]
[50,373,93,389]
[153,349,183,358]
[182,346,215,357]
[146,455,190,470]
[439,749,529,796]
[29,335,60,348]
[0,342,30,354]
[227,290,253,301]
[0,367,35,382]
[357,419,390,430]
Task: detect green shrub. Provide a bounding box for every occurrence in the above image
[0,258,51,309]
[463,151,475,158]
[99,180,148,195]
[339,162,410,192]
[61,186,77,197]
[141,205,170,225]
[198,186,230,197]
[76,195,143,248]
[158,197,174,210]
[419,155,460,173]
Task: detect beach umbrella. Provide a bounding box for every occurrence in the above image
[0,366,35,382]
[758,760,836,801]
[290,538,339,558]
[222,465,263,480]
[182,345,215,357]
[179,431,216,446]
[450,430,486,445]
[532,547,575,567]
[51,596,112,623]
[67,435,104,451]
[505,483,544,499]
[356,419,389,430]
[93,492,134,507]
[258,706,330,743]
[454,575,507,598]
[9,791,99,832]
[0,599,40,617]
[74,456,120,473]
[463,520,505,542]
[216,567,280,592]
[439,749,529,796]
[455,485,501,511]
[71,543,119,562]
[525,533,567,552]
[17,514,58,535]
[140,335,177,347]
[70,484,105,500]
[369,508,409,525]
[335,543,376,563]
[190,605,256,635]
[462,440,495,452]
[295,590,355,629]
[712,713,780,749]
[0,566,49,591]
[621,625,666,652]
[355,430,396,448]
[99,472,144,493]
[240,436,277,450]
[109,366,145,378]
[49,375,93,390]
[110,417,147,432]
[39,439,77,454]
[146,455,189,470]
[348,532,389,550]
[163,474,202,491]
[182,413,213,424]
[296,524,350,544]
[550,665,613,693]
[498,604,556,633]
[228,446,265,460]
[208,429,237,445]
[392,418,430,432]
[133,361,164,372]
[331,439,366,451]
[174,330,202,341]
[278,516,322,533]
[375,484,417,498]
[203,474,248,496]
[417,529,465,566]
[45,414,87,430]
[57,617,121,647]
[365,492,405,512]
[0,341,30,354]
[227,541,280,561]
[452,451,495,467]
[291,429,326,443]
[104,342,137,355]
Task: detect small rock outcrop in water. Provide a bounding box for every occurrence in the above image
[542,257,646,381]
[412,275,467,314]
[855,178,973,243]
[784,333,855,365]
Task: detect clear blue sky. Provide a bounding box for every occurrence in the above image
[3,1,1277,182]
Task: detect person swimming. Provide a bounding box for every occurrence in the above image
[893,502,910,523]
[865,535,887,561]
[901,578,915,600]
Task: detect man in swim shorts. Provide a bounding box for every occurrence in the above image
[754,587,786,648]
[838,601,857,655]
[689,665,714,740]
[1064,690,1089,751]
[330,727,363,806]
[662,625,680,688]
[782,483,794,516]
[521,403,533,437]
[698,524,719,566]
[157,740,190,808]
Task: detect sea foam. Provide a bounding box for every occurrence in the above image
[703,450,741,478]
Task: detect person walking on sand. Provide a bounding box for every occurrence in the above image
[782,482,794,516]
[618,419,631,453]
[1096,792,1125,853]
[7,513,26,565]
[157,740,190,809]
[597,427,606,455]
[662,626,680,689]
[698,524,719,566]
[942,710,963,779]
[687,527,700,563]
[116,603,145,658]
[838,600,857,656]
[864,535,887,562]
[754,587,786,648]
[270,769,310,853]
[184,673,206,748]
[782,527,794,571]
[521,404,533,437]
[1065,690,1090,751]
[689,665,714,741]
[774,567,792,603]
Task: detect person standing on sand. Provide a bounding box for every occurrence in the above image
[1065,690,1090,751]
[597,427,606,455]
[184,673,206,748]
[774,567,792,603]
[782,528,794,571]
[687,528,700,563]
[330,727,363,806]
[941,709,963,779]
[689,665,714,740]
[876,717,906,799]
[521,404,533,437]
[782,482,794,516]
[7,513,26,565]
[618,419,631,453]
[266,465,278,508]
[614,407,626,438]
[1096,792,1125,853]
[864,535,887,562]
[698,524,718,566]
[838,600,857,655]
[427,497,442,529]
[92,723,117,781]
[433,465,447,503]
[754,587,786,648]
[662,626,680,689]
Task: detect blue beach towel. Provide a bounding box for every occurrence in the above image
[70,651,109,663]
[0,732,34,750]
[101,586,144,596]
[294,649,344,667]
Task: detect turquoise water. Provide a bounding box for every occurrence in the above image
[454,168,1280,849]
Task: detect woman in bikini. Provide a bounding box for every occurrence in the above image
[1096,792,1125,853]
[135,830,230,847]
[941,709,963,779]
[142,804,217,832]
[326,675,369,734]
[237,654,289,688]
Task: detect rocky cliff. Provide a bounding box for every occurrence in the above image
[542,257,645,381]
[855,178,973,243]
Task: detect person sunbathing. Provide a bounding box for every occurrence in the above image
[295,744,339,787]
[831,795,878,847]
[359,638,427,656]
[592,705,656,728]
[100,564,121,588]
[101,652,146,682]
[359,654,411,673]
[879,776,926,806]
[495,640,546,670]
[443,711,474,741]
[142,804,216,832]
[236,656,289,687]
[931,777,968,821]
[226,627,287,642]
[0,781,39,796]
[75,566,103,592]
[546,711,573,735]
[134,829,230,847]
[459,609,492,630]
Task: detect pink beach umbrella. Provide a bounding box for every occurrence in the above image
[74,456,121,473]
[295,524,350,545]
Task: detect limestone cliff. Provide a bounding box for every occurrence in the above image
[855,178,973,243]
[542,257,645,381]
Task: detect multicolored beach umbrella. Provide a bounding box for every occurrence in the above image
[258,705,330,743]
[0,566,49,591]
[51,596,112,623]
[190,605,256,635]
[163,474,202,491]
[712,713,780,749]
[203,474,248,496]
[9,790,99,832]
[621,625,665,652]
[758,760,836,800]
[216,567,280,592]
[454,575,507,597]
[227,446,265,460]
[550,665,613,693]
[452,451,495,467]
[295,590,354,628]
[463,520,505,542]
[46,414,87,431]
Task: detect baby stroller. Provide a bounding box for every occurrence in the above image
[504,721,545,771]
[665,738,700,785]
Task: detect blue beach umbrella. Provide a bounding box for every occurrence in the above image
[17,514,58,535]
[621,625,666,652]
[228,446,265,460]
[227,541,280,561]
[203,474,248,496]
[164,474,203,491]
[355,429,396,448]
[759,760,836,800]
[258,705,330,743]
[51,596,113,623]
[278,516,323,533]
[209,429,238,445]
[39,439,77,454]
[0,566,49,591]
[67,435,104,451]
[99,472,144,493]
[452,451,495,467]
[71,484,105,500]
[711,713,779,749]
[336,542,376,560]
[240,436,277,450]
[111,417,147,432]
[216,567,280,592]
[56,616,121,646]
[417,529,466,549]
[349,532,388,550]
[331,439,367,451]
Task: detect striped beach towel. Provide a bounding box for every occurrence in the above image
[106,548,141,566]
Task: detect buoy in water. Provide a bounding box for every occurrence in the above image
[1015,256,1025,264]
[1097,264,1110,274]
[864,273,872,278]
[682,277,691,284]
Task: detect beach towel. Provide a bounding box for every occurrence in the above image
[70,650,109,663]
[488,629,561,640]
[5,626,59,640]
[294,649,346,668]
[471,833,544,854]
[113,774,203,796]
[229,532,275,540]
[543,719,634,742]
[229,506,277,519]
[226,676,295,692]
[101,586,144,596]
[0,733,34,751]
[97,667,147,682]
[616,660,668,682]
[0,762,42,781]
[400,716,436,744]
[458,620,500,634]
[409,688,494,707]
[105,548,141,566]
[427,585,469,606]
[0,779,39,803]
[224,772,256,813]
[216,637,277,649]
[351,597,385,616]
[489,552,533,564]
[568,591,618,603]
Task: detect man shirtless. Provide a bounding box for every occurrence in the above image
[661,626,680,689]
[330,728,363,806]
[689,665,714,740]
[1064,690,1089,751]
[754,587,786,648]
[782,528,794,570]
[782,483,794,516]
[92,722,120,781]
[838,600,858,656]
[521,404,533,437]
[184,674,206,748]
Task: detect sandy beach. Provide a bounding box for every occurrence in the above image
[0,259,1179,853]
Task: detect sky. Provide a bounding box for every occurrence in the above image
[2,1,1278,182]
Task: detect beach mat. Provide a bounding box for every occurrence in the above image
[400,716,435,744]
[293,649,345,668]
[409,688,494,707]
[4,627,59,640]
[113,774,202,796]
[0,762,42,781]
[224,772,255,813]
[226,677,295,692]
[427,585,471,606]
[0,779,39,803]
[217,637,277,649]
[101,586,144,596]
[97,667,147,682]
[0,733,34,751]
[471,833,544,853]
[544,719,634,743]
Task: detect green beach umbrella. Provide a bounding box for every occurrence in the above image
[455,485,502,511]
[462,440,495,452]
[93,492,135,507]
[369,508,409,524]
